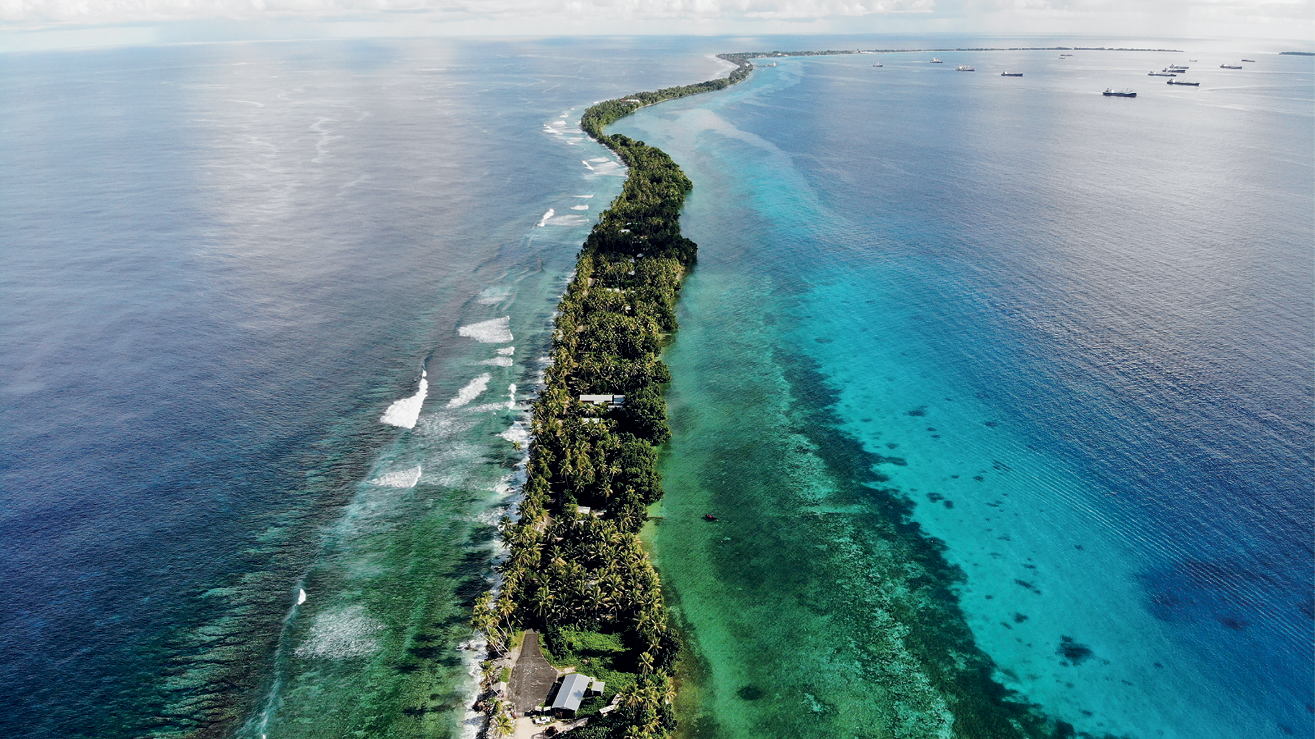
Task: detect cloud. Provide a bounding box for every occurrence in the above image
[3,0,937,22]
[0,0,1309,40]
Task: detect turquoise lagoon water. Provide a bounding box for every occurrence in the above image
[612,50,1314,738]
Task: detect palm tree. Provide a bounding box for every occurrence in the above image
[637,650,655,675]
[656,673,676,705]
[489,711,514,738]
[531,584,555,622]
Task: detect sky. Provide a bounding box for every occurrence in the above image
[0,0,1311,53]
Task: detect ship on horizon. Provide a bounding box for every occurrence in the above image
[956,65,975,72]
[930,58,943,63]
[1001,71,1023,77]
[1103,88,1137,97]
[1168,79,1200,86]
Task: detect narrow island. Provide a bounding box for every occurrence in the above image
[468,55,753,739]
[467,44,1187,738]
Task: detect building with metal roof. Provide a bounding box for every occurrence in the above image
[550,673,592,717]
[578,394,625,408]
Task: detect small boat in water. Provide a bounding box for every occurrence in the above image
[1149,72,1177,77]
[1103,88,1137,97]
[930,58,943,63]
[1001,71,1023,77]
[872,62,883,67]
[704,514,718,521]
[956,65,975,71]
[1221,64,1243,69]
[1167,79,1200,86]
[1242,59,1255,63]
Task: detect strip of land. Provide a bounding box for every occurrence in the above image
[470,55,753,739]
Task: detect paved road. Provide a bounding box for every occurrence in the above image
[508,631,559,713]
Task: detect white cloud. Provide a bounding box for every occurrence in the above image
[2,0,939,22]
[0,0,1309,41]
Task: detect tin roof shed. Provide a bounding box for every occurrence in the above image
[551,673,592,715]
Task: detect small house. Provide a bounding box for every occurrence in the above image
[551,673,592,718]
[579,394,625,409]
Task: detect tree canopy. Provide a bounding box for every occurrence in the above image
[472,56,755,739]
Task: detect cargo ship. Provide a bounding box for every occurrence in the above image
[1103,89,1137,97]
[1167,80,1200,86]
[956,65,975,71]
[1221,64,1243,69]
[1001,71,1023,77]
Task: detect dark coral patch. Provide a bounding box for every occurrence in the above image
[737,685,764,701]
[1057,636,1094,666]
[907,406,927,417]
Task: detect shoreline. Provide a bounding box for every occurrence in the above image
[467,53,756,738]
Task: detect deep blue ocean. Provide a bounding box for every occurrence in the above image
[0,38,726,738]
[2,36,1311,739]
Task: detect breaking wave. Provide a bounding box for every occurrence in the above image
[458,317,512,343]
[379,371,427,429]
[372,465,422,488]
[447,373,492,408]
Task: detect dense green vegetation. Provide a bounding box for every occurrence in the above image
[470,58,753,739]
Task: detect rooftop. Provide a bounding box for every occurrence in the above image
[551,672,592,713]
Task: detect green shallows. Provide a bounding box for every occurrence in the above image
[653,273,1070,738]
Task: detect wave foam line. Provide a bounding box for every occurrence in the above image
[447,373,492,408]
[537,208,554,227]
[379,371,427,429]
[458,316,513,343]
[373,465,422,488]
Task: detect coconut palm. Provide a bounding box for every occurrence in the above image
[489,711,514,738]
[530,584,555,621]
